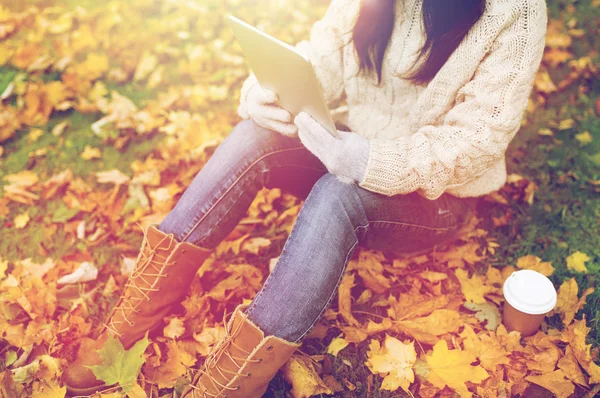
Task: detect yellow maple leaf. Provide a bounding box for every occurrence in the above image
[557,345,589,387]
[395,309,462,345]
[566,251,590,273]
[454,268,492,304]
[337,272,360,326]
[30,381,66,398]
[327,337,349,357]
[81,145,102,160]
[418,271,448,283]
[425,339,489,398]
[560,318,600,384]
[145,340,196,389]
[516,255,554,276]
[575,131,592,144]
[460,326,510,372]
[525,369,575,398]
[163,317,185,340]
[74,52,109,81]
[14,211,30,229]
[282,354,333,398]
[365,334,416,393]
[554,278,594,326]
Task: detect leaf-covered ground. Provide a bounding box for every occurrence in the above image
[0,0,599,397]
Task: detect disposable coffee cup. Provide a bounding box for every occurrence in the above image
[502,269,557,336]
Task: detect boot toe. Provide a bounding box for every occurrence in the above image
[63,337,112,395]
[62,363,109,395]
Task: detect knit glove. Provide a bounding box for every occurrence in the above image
[237,73,298,137]
[294,111,370,185]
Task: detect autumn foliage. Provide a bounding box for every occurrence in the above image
[0,1,599,397]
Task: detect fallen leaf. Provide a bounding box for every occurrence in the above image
[14,211,30,229]
[425,339,489,398]
[282,354,333,398]
[516,255,554,276]
[87,333,150,392]
[454,268,492,304]
[554,278,594,326]
[365,334,416,393]
[565,251,590,273]
[525,369,575,398]
[81,145,102,160]
[56,261,98,284]
[95,169,130,185]
[327,337,350,357]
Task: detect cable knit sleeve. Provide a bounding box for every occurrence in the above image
[237,0,357,120]
[358,0,548,200]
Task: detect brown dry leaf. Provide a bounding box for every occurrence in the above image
[525,369,575,398]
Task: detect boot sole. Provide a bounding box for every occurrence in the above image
[66,383,118,397]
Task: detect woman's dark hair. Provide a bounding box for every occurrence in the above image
[349,0,486,86]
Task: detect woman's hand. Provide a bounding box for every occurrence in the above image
[245,82,298,137]
[294,112,369,185]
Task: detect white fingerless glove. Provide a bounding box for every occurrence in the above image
[237,73,298,137]
[294,112,369,185]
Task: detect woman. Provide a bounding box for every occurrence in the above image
[63,0,548,396]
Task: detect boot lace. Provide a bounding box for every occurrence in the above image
[103,225,177,337]
[186,307,262,398]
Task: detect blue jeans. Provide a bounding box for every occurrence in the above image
[159,119,477,343]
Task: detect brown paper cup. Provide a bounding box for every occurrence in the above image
[502,270,557,336]
[502,301,548,336]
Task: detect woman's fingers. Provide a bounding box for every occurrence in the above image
[259,88,279,105]
[260,104,293,123]
[254,115,298,137]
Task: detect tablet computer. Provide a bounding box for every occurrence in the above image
[226,14,340,138]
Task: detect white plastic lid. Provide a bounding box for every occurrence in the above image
[503,269,557,314]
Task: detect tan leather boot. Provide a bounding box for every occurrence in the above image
[63,225,213,396]
[181,303,302,398]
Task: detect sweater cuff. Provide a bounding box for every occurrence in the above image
[358,138,409,197]
[237,73,259,120]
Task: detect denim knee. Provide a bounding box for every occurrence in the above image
[304,173,369,238]
[226,119,286,158]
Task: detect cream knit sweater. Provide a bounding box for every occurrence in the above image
[238,0,548,200]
